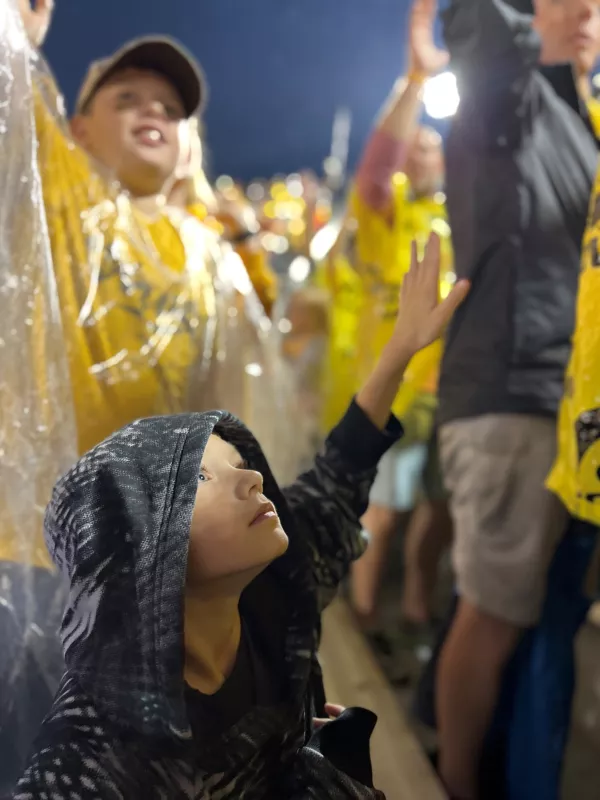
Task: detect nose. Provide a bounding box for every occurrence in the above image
[575,0,594,21]
[144,99,168,119]
[235,467,264,499]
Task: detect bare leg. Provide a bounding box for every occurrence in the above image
[401,499,453,625]
[350,503,407,628]
[436,598,521,799]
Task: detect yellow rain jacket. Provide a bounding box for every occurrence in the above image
[318,174,454,435]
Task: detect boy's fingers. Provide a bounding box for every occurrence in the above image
[422,233,441,293]
[324,703,345,717]
[431,280,470,329]
[313,703,346,729]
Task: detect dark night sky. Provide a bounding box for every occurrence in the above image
[45,0,435,180]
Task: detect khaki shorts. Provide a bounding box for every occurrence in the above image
[440,414,567,626]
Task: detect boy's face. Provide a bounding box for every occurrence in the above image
[71,68,185,197]
[187,435,289,586]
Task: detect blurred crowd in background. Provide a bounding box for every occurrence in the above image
[5,0,600,798]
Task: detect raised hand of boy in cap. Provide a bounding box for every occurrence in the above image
[356,232,469,430]
[19,0,54,47]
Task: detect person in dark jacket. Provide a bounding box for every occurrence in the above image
[427,0,600,797]
[13,237,468,799]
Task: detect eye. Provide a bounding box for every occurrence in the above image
[165,104,184,121]
[198,466,211,483]
[115,90,138,108]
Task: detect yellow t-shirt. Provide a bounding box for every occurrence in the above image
[188,203,278,315]
[546,97,600,524]
[313,250,364,431]
[350,174,454,420]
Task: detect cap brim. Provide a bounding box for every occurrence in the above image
[89,37,206,118]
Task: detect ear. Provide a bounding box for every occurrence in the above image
[70,114,88,147]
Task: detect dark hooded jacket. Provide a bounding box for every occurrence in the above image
[14,400,400,799]
[438,0,598,424]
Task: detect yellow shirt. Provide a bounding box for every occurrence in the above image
[314,177,453,433]
[189,203,278,315]
[350,174,453,421]
[313,250,364,431]
[546,97,600,524]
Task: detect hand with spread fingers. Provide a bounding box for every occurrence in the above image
[386,232,469,365]
[409,0,449,77]
[355,232,468,430]
[18,0,54,47]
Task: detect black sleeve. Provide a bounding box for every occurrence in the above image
[282,400,403,611]
[442,0,542,147]
[442,0,540,73]
[14,741,126,799]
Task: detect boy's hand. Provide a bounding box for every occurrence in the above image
[356,232,468,431]
[19,0,54,47]
[383,233,469,368]
[313,703,346,731]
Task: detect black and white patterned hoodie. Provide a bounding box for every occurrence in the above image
[15,401,401,799]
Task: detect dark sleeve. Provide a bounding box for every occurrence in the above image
[14,737,126,800]
[442,0,541,147]
[282,399,403,611]
[442,0,539,71]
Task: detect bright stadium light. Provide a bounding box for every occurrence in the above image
[423,72,460,120]
[288,256,311,284]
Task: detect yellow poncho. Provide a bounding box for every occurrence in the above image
[2,70,291,568]
[317,174,454,433]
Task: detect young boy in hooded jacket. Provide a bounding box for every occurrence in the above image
[14,236,468,799]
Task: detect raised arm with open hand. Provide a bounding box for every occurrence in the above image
[409,0,449,77]
[18,0,54,47]
[356,233,469,430]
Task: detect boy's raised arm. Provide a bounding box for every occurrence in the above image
[282,236,469,610]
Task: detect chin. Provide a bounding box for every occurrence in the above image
[127,156,174,193]
[271,526,290,558]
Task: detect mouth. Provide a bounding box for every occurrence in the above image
[573,30,593,48]
[250,502,278,527]
[133,125,166,147]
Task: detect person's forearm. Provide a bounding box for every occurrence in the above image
[378,75,426,143]
[355,76,425,213]
[355,342,414,430]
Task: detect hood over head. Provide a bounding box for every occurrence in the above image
[44,411,315,742]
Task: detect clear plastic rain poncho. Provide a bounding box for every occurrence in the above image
[0,1,300,790]
[0,0,76,791]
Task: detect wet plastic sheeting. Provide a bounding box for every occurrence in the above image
[0,0,76,792]
[0,0,301,791]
